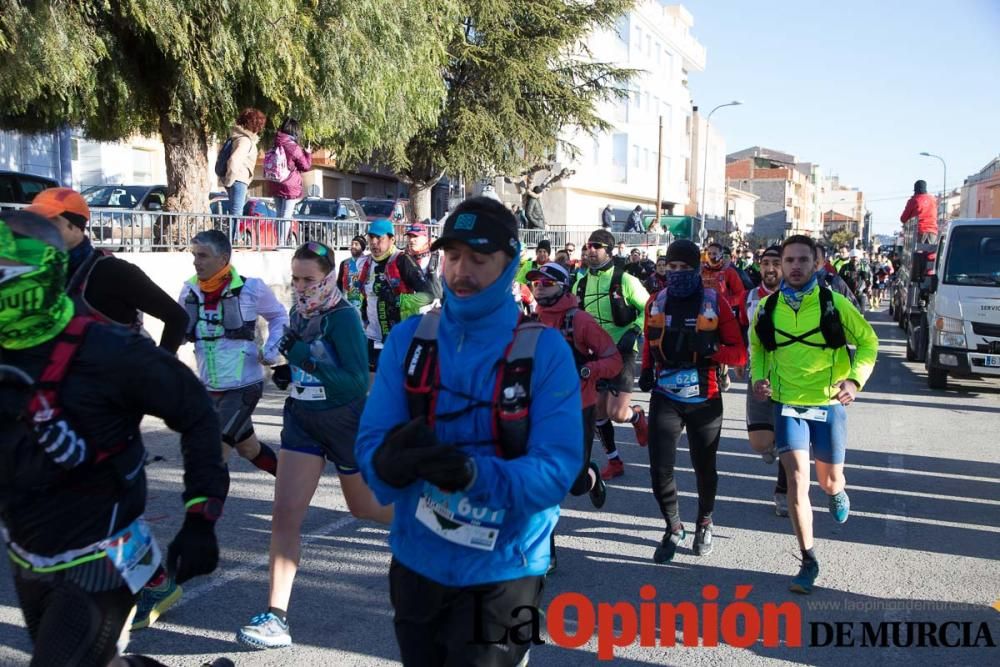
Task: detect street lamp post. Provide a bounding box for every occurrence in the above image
[698,101,743,244]
[919,151,947,220]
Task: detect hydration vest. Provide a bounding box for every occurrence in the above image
[645,288,721,370]
[402,309,543,460]
[576,261,638,327]
[183,279,255,342]
[755,286,847,352]
[359,252,414,331]
[558,308,596,372]
[24,316,143,485]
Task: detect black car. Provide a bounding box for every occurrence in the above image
[0,170,58,205]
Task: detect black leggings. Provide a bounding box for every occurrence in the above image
[14,572,135,667]
[389,559,543,666]
[569,405,597,496]
[647,393,723,527]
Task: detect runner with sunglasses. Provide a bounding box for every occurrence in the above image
[577,229,650,481]
[529,263,624,572]
[358,219,433,375]
[237,241,392,649]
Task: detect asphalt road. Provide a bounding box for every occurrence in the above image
[2,307,998,666]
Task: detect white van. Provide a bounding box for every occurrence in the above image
[924,219,1000,389]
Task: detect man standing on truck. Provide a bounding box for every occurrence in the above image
[899,180,939,244]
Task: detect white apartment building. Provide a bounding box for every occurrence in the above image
[0,129,170,191]
[528,2,707,230]
[689,109,727,229]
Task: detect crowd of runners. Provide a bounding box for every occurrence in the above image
[1,187,878,666]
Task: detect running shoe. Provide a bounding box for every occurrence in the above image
[692,521,714,556]
[828,490,850,524]
[774,492,789,517]
[653,527,686,564]
[632,406,648,447]
[237,612,292,649]
[587,461,607,509]
[201,660,236,667]
[789,559,820,594]
[131,578,182,630]
[600,458,624,480]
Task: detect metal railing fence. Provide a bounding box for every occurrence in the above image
[1,203,674,253]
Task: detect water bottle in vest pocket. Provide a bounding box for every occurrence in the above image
[694,291,720,358]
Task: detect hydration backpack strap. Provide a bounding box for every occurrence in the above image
[492,318,543,460]
[26,316,95,423]
[818,286,848,349]
[755,292,779,351]
[404,309,442,427]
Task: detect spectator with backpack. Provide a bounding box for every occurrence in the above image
[217,108,266,242]
[266,117,313,246]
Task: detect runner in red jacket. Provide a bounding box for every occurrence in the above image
[701,241,746,390]
[528,262,623,505]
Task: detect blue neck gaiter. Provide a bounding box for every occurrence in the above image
[67,237,94,280]
[666,269,702,299]
[442,246,521,326]
[779,274,818,312]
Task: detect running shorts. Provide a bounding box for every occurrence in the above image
[209,381,263,445]
[773,402,847,464]
[280,397,366,474]
[746,389,775,432]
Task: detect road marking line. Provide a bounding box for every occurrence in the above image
[170,515,358,611]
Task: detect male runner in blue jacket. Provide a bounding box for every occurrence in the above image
[356,197,582,666]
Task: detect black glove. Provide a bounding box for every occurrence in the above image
[166,514,219,584]
[638,367,655,393]
[373,417,440,488]
[416,448,476,492]
[34,418,88,469]
[277,329,300,358]
[271,364,292,390]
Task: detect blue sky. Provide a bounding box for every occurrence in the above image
[679,0,1000,234]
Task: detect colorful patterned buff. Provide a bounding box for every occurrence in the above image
[0,215,73,350]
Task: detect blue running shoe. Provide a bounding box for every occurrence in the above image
[131,577,182,630]
[237,612,292,649]
[829,491,850,524]
[789,559,820,594]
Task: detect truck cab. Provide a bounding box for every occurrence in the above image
[922,219,1000,389]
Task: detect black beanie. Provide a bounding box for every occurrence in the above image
[914,180,927,195]
[665,239,701,268]
[588,229,615,248]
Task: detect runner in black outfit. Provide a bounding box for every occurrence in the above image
[0,211,230,666]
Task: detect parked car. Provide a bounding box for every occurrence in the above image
[359,197,413,225]
[293,197,366,246]
[0,170,58,207]
[209,193,298,249]
[82,184,166,249]
[294,197,365,222]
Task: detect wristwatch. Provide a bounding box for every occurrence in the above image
[186,497,224,522]
[579,366,592,380]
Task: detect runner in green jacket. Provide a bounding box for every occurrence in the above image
[749,235,878,595]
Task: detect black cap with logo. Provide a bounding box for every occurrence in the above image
[431,197,519,257]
